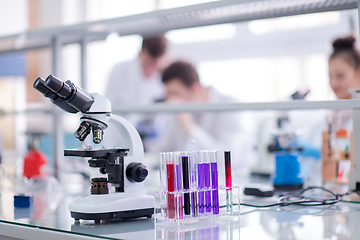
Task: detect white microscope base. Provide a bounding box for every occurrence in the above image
[69,192,154,223]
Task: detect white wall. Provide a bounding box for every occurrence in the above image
[0,0,28,163]
[0,0,28,37]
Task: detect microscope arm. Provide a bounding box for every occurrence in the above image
[108,114,145,163]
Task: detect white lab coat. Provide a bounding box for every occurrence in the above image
[149,87,254,171]
[103,59,165,150]
[330,109,353,132]
[105,59,165,105]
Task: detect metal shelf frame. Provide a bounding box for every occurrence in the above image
[111,99,360,114]
[0,0,357,53]
[0,0,359,178]
[3,99,360,116]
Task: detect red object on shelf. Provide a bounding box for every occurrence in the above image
[23,150,47,179]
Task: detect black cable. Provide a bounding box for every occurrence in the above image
[154,187,359,213]
[238,186,358,208]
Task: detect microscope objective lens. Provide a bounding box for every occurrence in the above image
[74,121,91,141]
[92,125,104,144]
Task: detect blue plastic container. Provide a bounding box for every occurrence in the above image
[14,195,33,208]
[273,152,303,187]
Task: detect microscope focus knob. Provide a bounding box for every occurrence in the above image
[126,162,148,183]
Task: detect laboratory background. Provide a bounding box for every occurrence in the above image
[1,0,360,240]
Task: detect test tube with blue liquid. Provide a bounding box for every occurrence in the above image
[210,150,219,214]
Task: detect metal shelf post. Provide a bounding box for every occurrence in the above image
[51,36,63,179]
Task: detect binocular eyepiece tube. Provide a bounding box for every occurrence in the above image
[34,75,106,144]
[33,75,94,114]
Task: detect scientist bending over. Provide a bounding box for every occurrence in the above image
[150,61,253,171]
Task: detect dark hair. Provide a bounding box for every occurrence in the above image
[330,36,360,70]
[141,35,168,59]
[162,61,199,88]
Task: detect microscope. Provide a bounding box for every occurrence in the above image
[33,75,154,223]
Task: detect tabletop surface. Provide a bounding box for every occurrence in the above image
[0,175,360,240]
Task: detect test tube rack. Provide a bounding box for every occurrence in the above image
[157,150,240,223]
[156,213,240,240]
[155,186,240,223]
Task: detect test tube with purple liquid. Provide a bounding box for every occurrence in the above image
[210,150,219,214]
[203,151,212,212]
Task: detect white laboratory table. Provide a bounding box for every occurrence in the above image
[0,185,359,240]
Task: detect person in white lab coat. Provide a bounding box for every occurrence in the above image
[328,36,360,131]
[150,61,253,170]
[105,35,170,105]
[104,36,171,149]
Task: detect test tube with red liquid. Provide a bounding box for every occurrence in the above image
[225,150,233,213]
[166,152,176,218]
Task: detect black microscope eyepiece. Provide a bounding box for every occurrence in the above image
[34,77,78,113]
[33,75,95,114]
[45,75,64,93]
[33,77,50,95]
[46,75,74,100]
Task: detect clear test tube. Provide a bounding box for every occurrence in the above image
[189,149,198,217]
[173,151,183,219]
[210,150,219,214]
[197,151,205,214]
[202,150,212,213]
[159,152,167,218]
[166,152,176,219]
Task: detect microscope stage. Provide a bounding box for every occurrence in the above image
[64,148,129,158]
[71,208,154,223]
